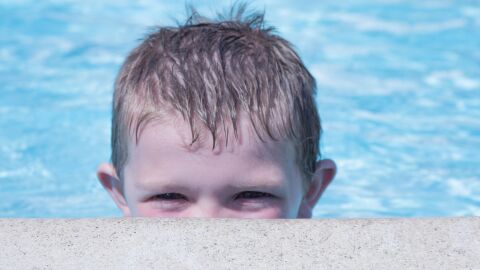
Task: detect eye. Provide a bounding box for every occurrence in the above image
[151,192,188,201]
[148,192,189,211]
[234,191,275,200]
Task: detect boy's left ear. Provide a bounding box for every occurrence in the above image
[297,159,337,218]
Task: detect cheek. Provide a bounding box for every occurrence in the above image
[136,206,164,217]
[133,203,288,218]
[133,203,188,217]
[229,203,291,219]
[235,208,284,219]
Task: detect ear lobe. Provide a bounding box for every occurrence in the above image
[96,163,131,217]
[297,159,337,218]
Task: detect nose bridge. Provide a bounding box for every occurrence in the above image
[189,197,222,218]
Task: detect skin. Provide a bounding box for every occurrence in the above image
[97,114,336,218]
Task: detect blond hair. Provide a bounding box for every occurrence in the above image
[111,5,321,183]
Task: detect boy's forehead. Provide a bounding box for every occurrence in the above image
[123,115,304,194]
[128,115,296,162]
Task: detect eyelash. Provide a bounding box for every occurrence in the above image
[234,191,275,200]
[151,191,275,201]
[151,193,187,201]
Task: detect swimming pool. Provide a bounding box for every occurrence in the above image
[1,0,479,218]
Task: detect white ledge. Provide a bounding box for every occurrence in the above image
[0,217,479,269]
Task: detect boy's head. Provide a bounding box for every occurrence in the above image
[97,6,336,218]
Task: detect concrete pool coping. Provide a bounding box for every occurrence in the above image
[0,217,479,269]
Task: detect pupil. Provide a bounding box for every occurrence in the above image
[163,193,183,200]
[241,191,268,199]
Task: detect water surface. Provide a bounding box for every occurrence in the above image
[1,0,479,217]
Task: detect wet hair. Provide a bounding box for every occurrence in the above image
[111,3,321,185]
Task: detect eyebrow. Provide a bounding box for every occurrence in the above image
[134,180,192,193]
[133,163,288,192]
[226,176,286,192]
[228,184,285,194]
[135,177,285,192]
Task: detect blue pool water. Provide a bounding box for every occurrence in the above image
[1,0,479,218]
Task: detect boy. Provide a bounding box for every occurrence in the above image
[97,6,336,218]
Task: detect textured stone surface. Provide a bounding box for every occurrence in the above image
[0,217,479,269]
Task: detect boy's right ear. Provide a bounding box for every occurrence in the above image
[96,163,131,217]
